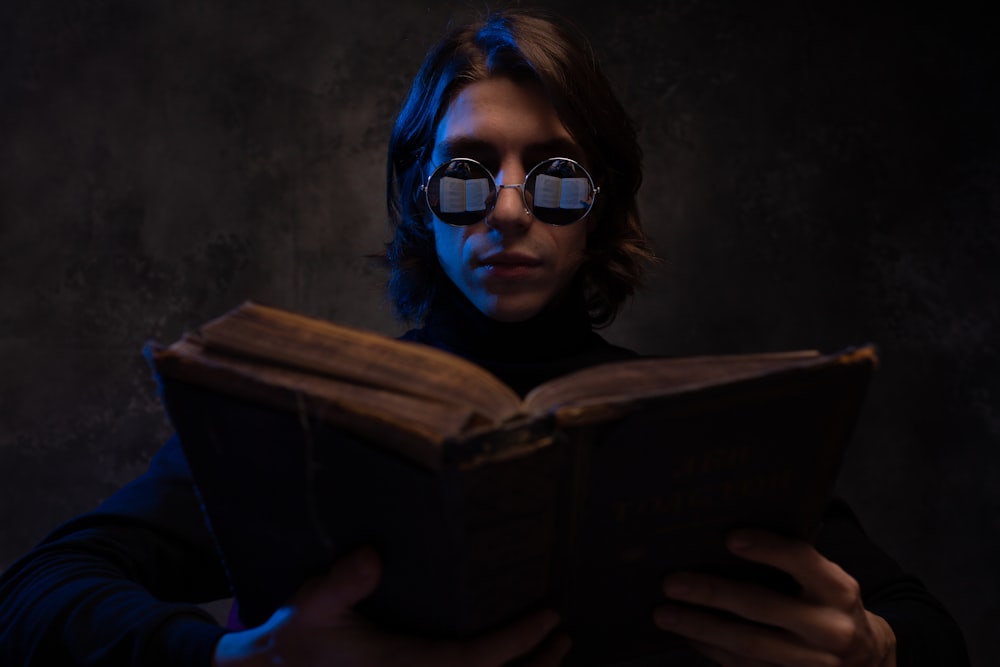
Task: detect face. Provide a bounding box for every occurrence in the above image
[429,77,592,322]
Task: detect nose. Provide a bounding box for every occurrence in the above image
[487,172,531,231]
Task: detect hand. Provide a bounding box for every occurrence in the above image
[213,547,569,667]
[654,529,896,667]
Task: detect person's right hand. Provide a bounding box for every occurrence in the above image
[212,547,570,667]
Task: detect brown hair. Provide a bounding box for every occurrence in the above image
[385,8,654,325]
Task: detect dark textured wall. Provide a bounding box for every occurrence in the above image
[2,1,996,664]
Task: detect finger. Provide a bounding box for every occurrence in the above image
[662,571,848,646]
[452,609,561,667]
[654,602,831,667]
[294,547,381,620]
[727,530,862,608]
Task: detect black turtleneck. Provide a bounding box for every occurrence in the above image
[398,281,639,397]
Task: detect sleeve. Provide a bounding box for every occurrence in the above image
[816,498,971,667]
[0,436,232,667]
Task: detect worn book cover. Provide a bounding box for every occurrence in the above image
[147,302,877,665]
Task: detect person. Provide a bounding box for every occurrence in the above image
[0,9,970,667]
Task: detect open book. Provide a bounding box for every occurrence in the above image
[148,302,877,665]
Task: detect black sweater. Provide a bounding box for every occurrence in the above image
[0,288,970,666]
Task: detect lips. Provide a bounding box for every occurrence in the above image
[477,251,542,268]
[476,251,543,280]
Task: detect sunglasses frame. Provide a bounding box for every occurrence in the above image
[420,156,600,227]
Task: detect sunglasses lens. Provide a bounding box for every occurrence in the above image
[525,159,596,225]
[425,160,496,226]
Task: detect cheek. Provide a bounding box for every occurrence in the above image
[556,225,589,269]
[432,222,468,274]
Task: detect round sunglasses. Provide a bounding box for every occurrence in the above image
[420,157,600,226]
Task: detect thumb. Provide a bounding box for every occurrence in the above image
[295,547,381,621]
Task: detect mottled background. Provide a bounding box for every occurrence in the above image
[1,0,997,664]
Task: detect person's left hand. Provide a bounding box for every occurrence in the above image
[653,529,897,667]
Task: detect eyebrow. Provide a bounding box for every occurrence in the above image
[433,137,585,162]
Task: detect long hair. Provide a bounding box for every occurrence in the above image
[385,9,654,325]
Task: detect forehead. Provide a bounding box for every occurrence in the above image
[432,77,580,159]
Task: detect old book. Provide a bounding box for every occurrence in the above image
[147,301,877,665]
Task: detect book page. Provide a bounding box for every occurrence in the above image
[439,176,469,213]
[153,339,488,470]
[521,350,841,418]
[558,177,589,209]
[533,174,562,208]
[465,177,491,213]
[439,176,491,213]
[197,303,523,424]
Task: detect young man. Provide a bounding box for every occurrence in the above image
[0,9,969,667]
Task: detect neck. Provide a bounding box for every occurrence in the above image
[421,281,594,363]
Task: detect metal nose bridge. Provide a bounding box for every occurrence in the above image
[494,183,530,214]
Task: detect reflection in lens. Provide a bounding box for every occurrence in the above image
[429,160,496,225]
[426,157,596,226]
[525,159,595,225]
